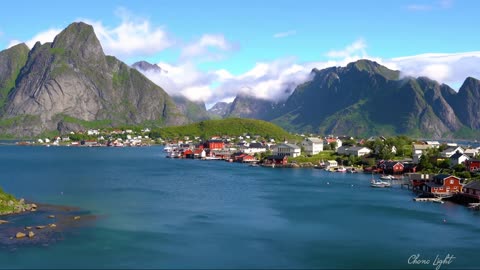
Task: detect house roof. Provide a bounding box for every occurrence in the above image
[450,151,468,160]
[347,146,371,152]
[443,146,463,153]
[464,181,480,190]
[434,174,455,180]
[275,143,300,149]
[306,137,323,143]
[249,143,264,148]
[464,149,478,153]
[413,144,430,150]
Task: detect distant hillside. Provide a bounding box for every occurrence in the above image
[149,118,294,141]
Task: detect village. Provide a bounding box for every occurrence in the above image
[161,133,480,209]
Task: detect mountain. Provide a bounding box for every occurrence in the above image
[0,22,187,137]
[225,94,278,119]
[171,95,210,122]
[132,60,163,73]
[448,77,480,130]
[264,59,476,138]
[207,101,231,118]
[0,43,30,112]
[132,60,211,122]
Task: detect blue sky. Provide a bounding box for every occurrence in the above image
[1,0,479,106]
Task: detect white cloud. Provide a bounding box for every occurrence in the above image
[326,39,367,59]
[84,10,174,58]
[386,51,480,87]
[180,34,234,61]
[406,0,453,11]
[273,30,296,38]
[406,4,433,11]
[7,28,62,49]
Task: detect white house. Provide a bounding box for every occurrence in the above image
[301,137,324,156]
[272,143,301,158]
[325,138,342,150]
[464,148,478,158]
[441,146,464,158]
[424,141,440,148]
[243,143,267,154]
[87,129,99,135]
[450,151,469,167]
[337,146,372,157]
[326,160,338,168]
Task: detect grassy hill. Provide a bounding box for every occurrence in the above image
[149,118,295,141]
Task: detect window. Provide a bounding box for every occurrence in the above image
[450,180,454,184]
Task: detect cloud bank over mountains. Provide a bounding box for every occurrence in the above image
[5,8,480,107]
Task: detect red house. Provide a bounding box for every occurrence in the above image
[240,155,256,163]
[423,174,463,197]
[265,155,288,165]
[465,159,480,172]
[378,161,404,174]
[183,149,194,159]
[205,140,224,150]
[461,181,480,202]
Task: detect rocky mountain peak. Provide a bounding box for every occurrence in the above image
[132,61,163,73]
[51,22,105,62]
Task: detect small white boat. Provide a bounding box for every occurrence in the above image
[371,179,391,188]
[380,175,395,180]
[335,166,347,173]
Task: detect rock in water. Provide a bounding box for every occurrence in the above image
[28,231,35,238]
[16,232,26,238]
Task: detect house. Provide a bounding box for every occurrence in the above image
[378,161,404,174]
[422,174,463,197]
[449,151,470,167]
[265,155,288,165]
[243,143,266,154]
[464,148,478,158]
[440,146,464,158]
[205,140,224,150]
[326,160,338,168]
[465,159,480,172]
[301,137,324,155]
[183,149,194,159]
[337,146,371,157]
[412,144,431,155]
[424,141,440,148]
[240,154,256,163]
[325,138,342,150]
[461,181,480,201]
[403,163,417,173]
[272,143,301,157]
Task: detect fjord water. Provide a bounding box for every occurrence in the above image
[1,146,479,269]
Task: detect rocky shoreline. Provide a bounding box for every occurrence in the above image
[0,198,38,216]
[0,202,96,249]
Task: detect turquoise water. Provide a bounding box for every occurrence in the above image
[1,146,479,269]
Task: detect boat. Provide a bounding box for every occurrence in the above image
[380,175,395,180]
[249,163,259,167]
[371,179,392,188]
[347,167,358,173]
[335,166,347,173]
